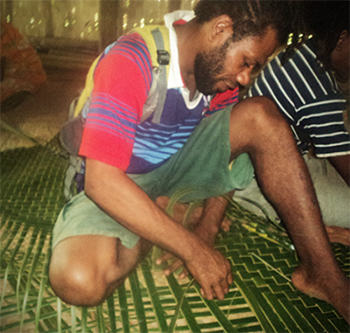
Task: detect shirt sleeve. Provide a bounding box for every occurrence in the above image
[295,95,350,157]
[79,33,153,170]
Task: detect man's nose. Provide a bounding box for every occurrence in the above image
[236,69,252,87]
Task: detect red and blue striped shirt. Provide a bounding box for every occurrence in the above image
[80,26,239,174]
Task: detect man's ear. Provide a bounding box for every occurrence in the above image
[336,30,349,48]
[208,15,233,43]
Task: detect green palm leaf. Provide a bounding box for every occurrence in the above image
[1,143,349,333]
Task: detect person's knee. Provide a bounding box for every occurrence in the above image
[49,258,107,306]
[49,247,123,307]
[229,96,293,151]
[235,96,289,132]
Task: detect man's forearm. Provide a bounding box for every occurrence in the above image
[85,158,205,262]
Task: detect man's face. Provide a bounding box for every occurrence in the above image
[194,27,279,95]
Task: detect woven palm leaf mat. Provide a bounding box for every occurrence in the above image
[1,143,349,333]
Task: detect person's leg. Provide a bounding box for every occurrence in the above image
[49,235,151,307]
[234,155,350,245]
[298,156,350,245]
[49,108,244,307]
[304,155,350,228]
[129,106,254,203]
[234,178,281,222]
[229,96,349,323]
[49,192,152,307]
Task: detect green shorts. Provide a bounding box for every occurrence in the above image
[52,107,254,250]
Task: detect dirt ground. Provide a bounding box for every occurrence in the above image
[1,50,96,151]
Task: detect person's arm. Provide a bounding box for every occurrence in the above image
[85,157,233,300]
[328,154,350,186]
[157,192,234,278]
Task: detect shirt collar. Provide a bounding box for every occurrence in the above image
[164,11,194,89]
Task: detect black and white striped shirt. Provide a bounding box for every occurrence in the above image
[248,40,350,158]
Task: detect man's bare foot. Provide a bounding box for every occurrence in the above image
[326,226,350,246]
[292,264,350,324]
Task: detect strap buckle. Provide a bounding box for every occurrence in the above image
[157,50,170,65]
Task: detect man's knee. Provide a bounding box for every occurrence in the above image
[49,257,109,307]
[229,96,293,151]
[232,96,288,131]
[49,242,124,307]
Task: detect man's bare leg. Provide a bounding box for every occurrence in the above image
[229,97,349,323]
[49,235,152,307]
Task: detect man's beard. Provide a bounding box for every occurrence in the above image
[194,41,230,96]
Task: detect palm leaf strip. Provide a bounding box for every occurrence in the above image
[71,306,77,333]
[81,307,88,333]
[262,291,315,332]
[19,232,47,332]
[96,305,106,333]
[141,261,168,332]
[117,282,130,332]
[193,283,238,333]
[166,273,202,332]
[0,220,16,244]
[0,222,23,257]
[129,270,148,332]
[34,240,52,333]
[0,224,30,310]
[16,227,40,311]
[106,295,118,333]
[57,298,62,333]
[232,273,275,333]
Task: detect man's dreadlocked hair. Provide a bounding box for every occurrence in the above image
[301,1,349,70]
[194,0,302,54]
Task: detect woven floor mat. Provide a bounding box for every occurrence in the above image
[1,143,349,333]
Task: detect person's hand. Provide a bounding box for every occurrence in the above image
[185,244,233,300]
[156,222,218,279]
[157,216,232,279]
[158,240,233,300]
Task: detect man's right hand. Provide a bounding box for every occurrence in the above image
[182,241,233,300]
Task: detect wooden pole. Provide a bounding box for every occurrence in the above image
[5,0,13,22]
[42,0,54,38]
[99,0,122,51]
